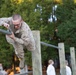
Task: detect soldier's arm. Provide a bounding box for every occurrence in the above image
[13,24,30,46]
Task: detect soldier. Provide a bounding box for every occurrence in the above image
[0,14,35,74]
[65,60,72,75]
[46,59,56,75]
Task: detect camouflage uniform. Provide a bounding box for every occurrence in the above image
[0,17,35,68]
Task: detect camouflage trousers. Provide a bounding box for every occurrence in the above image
[6,35,25,69]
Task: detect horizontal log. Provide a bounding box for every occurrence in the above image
[0,29,12,35]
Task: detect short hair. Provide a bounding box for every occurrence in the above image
[48,59,53,64]
[65,60,68,65]
[12,14,22,21]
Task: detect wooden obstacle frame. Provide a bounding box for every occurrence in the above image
[32,31,76,75]
[13,30,76,75]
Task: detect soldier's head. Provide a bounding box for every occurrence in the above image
[12,14,22,29]
[48,59,54,65]
[65,60,68,66]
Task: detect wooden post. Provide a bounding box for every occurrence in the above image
[58,43,66,75]
[32,31,42,75]
[70,47,76,75]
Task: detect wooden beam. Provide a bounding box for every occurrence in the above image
[70,47,76,75]
[58,43,66,75]
[32,31,42,75]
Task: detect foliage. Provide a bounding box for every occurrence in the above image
[0,0,76,67]
[0,0,56,67]
[56,0,76,52]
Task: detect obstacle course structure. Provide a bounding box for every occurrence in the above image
[0,30,76,75]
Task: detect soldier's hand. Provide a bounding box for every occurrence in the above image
[7,32,15,40]
[3,23,9,29]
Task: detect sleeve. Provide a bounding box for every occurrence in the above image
[66,67,72,75]
[47,65,56,75]
[53,67,56,75]
[14,25,30,46]
[47,66,52,75]
[46,66,50,75]
[0,17,12,26]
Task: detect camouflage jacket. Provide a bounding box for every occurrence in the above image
[0,17,35,51]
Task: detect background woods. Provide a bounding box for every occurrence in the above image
[0,0,76,68]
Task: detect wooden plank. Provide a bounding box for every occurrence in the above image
[32,31,42,75]
[58,43,66,75]
[70,47,76,75]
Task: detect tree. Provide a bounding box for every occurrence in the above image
[0,0,61,67]
[56,0,76,52]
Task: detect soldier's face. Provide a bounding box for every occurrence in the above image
[12,19,22,29]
